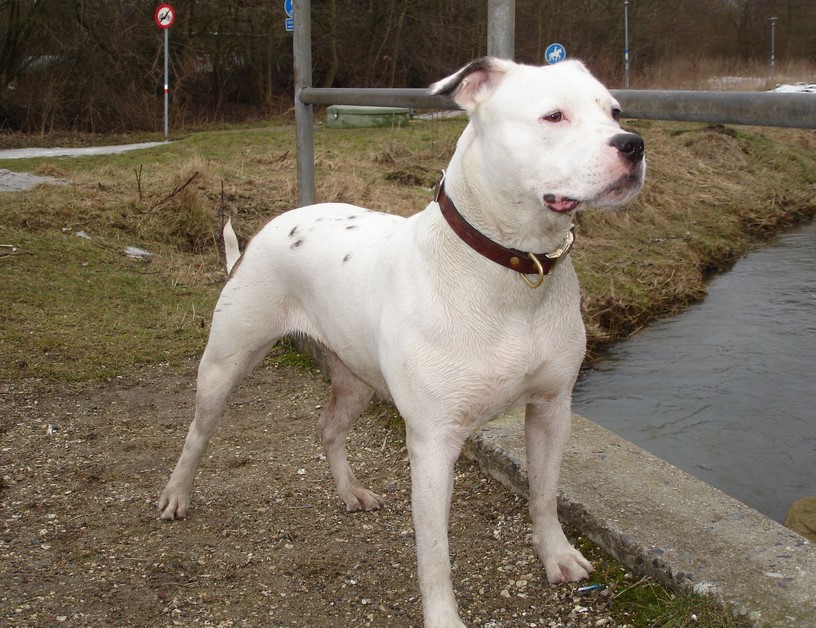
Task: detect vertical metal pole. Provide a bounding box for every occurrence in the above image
[769,17,779,79]
[487,0,515,59]
[624,1,630,88]
[164,28,169,139]
[293,0,315,207]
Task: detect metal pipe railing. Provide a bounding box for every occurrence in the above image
[299,88,453,110]
[613,90,816,129]
[299,87,816,130]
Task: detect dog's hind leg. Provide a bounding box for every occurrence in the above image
[319,353,384,512]
[158,287,283,520]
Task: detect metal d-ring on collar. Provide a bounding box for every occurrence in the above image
[434,172,575,289]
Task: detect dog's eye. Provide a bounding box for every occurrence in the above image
[611,108,622,121]
[542,111,563,123]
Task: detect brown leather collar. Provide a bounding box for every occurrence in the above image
[435,179,575,287]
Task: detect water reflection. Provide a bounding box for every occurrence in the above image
[573,220,816,522]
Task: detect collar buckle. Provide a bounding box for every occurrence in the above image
[545,228,575,262]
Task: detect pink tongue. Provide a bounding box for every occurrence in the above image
[544,194,579,213]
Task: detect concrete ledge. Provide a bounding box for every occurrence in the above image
[463,408,816,627]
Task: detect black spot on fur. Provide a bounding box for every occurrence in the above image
[290,239,304,249]
[289,226,299,237]
[347,215,358,220]
[343,253,352,263]
[346,225,358,230]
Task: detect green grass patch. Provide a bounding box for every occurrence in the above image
[574,534,749,627]
[1,226,218,381]
[610,578,747,627]
[267,338,319,372]
[0,119,466,382]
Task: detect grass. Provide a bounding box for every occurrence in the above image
[2,117,814,378]
[0,116,811,625]
[573,119,816,357]
[0,119,460,381]
[1,226,218,379]
[573,534,751,627]
[626,56,816,91]
[611,577,744,627]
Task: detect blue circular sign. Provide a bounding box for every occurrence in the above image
[284,0,293,17]
[545,43,567,64]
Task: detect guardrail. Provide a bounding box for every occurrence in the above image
[299,86,816,130]
[614,90,816,129]
[295,85,814,205]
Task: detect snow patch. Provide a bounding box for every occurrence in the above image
[0,168,67,192]
[772,82,816,93]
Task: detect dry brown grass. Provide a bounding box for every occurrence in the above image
[629,56,816,91]
[574,120,816,356]
[1,118,814,380]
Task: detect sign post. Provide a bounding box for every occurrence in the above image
[154,4,176,139]
[624,1,630,88]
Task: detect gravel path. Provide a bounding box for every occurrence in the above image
[1,360,624,627]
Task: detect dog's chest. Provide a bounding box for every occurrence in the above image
[476,314,581,392]
[440,349,577,432]
[409,295,585,424]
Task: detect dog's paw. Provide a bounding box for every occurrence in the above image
[157,488,189,521]
[424,614,466,628]
[543,547,594,583]
[341,488,385,512]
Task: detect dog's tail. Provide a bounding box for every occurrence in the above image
[223,218,241,274]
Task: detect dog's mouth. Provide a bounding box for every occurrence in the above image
[547,171,644,213]
[543,194,580,214]
[594,172,644,205]
[544,167,644,214]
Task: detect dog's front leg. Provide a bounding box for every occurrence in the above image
[407,424,468,628]
[525,399,593,583]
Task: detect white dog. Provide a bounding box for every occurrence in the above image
[159,57,645,627]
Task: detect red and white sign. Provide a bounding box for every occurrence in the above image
[154,4,175,29]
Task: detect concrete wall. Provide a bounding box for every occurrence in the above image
[298,338,815,625]
[464,409,816,627]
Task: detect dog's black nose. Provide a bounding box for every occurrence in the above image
[609,133,645,163]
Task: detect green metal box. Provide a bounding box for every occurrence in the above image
[326,105,412,129]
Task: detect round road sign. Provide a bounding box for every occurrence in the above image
[155,4,176,29]
[545,43,566,64]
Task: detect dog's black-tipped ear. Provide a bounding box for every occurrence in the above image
[429,58,493,98]
[429,57,513,113]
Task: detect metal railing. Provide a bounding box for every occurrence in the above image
[300,87,816,130]
[614,90,815,128]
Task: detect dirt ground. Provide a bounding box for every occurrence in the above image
[0,359,624,627]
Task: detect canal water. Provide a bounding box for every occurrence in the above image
[572,219,816,523]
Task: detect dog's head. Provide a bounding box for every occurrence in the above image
[430,58,645,216]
